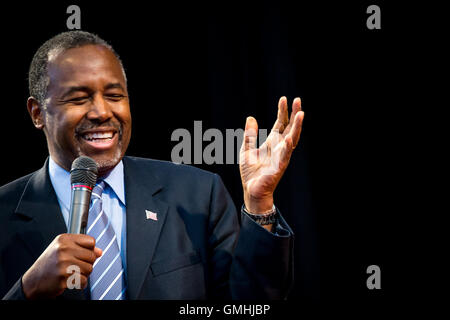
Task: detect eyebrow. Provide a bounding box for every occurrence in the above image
[60,83,125,100]
[104,83,125,91]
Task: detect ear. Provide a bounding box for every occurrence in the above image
[27,97,45,130]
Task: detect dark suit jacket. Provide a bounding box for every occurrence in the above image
[0,156,294,300]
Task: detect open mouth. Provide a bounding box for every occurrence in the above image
[83,131,115,141]
[79,130,119,150]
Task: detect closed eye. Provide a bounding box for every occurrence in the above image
[105,94,126,101]
[66,96,89,103]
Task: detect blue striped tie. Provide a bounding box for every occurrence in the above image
[87,181,126,300]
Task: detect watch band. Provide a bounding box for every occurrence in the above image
[242,204,278,225]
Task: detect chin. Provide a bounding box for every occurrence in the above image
[95,156,122,176]
[77,149,123,177]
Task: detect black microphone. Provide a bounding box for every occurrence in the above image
[68,156,98,234]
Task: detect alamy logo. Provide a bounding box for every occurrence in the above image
[366,5,381,30]
[171,121,270,166]
[66,265,81,289]
[366,265,381,289]
[66,5,81,30]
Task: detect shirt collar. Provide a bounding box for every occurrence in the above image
[102,160,126,205]
[48,156,71,212]
[48,156,126,210]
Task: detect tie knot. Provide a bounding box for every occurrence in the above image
[92,180,106,197]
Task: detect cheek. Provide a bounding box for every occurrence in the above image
[115,105,132,129]
[45,108,85,139]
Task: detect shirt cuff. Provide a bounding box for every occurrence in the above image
[241,204,291,236]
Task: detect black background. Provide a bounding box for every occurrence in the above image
[0,0,424,313]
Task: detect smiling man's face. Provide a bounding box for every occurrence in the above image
[30,44,132,176]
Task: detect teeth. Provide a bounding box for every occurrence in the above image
[83,131,114,141]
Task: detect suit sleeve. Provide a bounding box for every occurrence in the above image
[2,278,27,300]
[230,209,294,299]
[207,174,294,300]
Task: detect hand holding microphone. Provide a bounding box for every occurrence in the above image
[21,156,102,299]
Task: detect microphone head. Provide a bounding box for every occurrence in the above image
[70,156,98,187]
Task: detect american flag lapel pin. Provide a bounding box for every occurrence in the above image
[145,209,158,221]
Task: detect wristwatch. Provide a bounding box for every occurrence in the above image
[242,204,278,225]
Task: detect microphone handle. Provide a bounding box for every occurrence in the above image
[68,186,92,234]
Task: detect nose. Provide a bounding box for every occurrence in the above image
[86,93,113,122]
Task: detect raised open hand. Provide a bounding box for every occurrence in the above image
[239,97,304,214]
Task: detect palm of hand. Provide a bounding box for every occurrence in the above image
[239,97,304,212]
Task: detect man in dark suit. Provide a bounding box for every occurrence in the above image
[0,31,304,300]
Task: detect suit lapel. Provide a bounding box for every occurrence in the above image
[14,158,87,300]
[14,158,67,259]
[123,157,169,300]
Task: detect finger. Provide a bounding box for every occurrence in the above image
[94,247,103,258]
[285,111,304,149]
[271,96,289,134]
[283,97,302,137]
[80,274,89,289]
[73,246,100,264]
[242,116,258,151]
[72,259,95,277]
[281,135,294,165]
[73,234,96,250]
[290,97,302,123]
[288,97,302,129]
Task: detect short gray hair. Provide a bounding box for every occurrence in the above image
[28,30,127,106]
